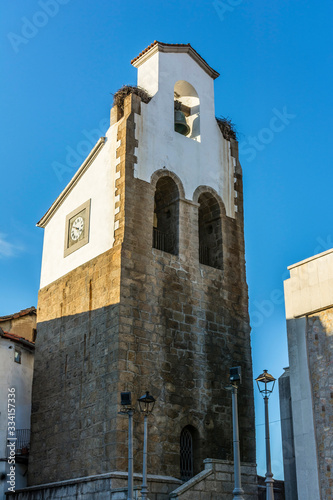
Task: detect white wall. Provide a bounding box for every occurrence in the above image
[135,51,236,218]
[285,248,333,318]
[284,317,320,500]
[39,124,118,288]
[0,339,34,497]
[283,250,333,500]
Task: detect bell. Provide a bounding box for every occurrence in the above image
[174,110,190,136]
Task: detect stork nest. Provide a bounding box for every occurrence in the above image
[216,116,238,141]
[112,85,151,113]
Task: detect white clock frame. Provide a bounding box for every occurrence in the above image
[64,199,91,257]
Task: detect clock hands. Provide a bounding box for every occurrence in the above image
[65,210,88,253]
[69,216,84,242]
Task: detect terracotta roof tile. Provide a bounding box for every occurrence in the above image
[0,328,35,348]
[131,41,219,80]
[131,41,191,64]
[0,306,36,322]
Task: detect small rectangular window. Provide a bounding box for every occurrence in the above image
[14,350,21,364]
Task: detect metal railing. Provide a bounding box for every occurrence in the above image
[153,227,175,253]
[15,429,30,455]
[199,243,210,266]
[153,227,167,251]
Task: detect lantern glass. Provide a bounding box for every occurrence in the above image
[255,370,276,398]
[137,391,156,414]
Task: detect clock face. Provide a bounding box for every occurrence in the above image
[70,216,84,241]
[64,200,91,257]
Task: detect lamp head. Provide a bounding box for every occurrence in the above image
[120,392,132,406]
[137,391,156,414]
[230,366,242,386]
[255,369,276,398]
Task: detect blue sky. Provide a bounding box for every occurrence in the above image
[1,0,333,480]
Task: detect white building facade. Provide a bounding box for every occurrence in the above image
[283,248,333,500]
[0,329,34,498]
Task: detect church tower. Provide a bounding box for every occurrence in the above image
[30,42,256,491]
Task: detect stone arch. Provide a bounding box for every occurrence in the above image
[152,173,180,255]
[151,169,185,199]
[192,185,226,216]
[193,187,224,270]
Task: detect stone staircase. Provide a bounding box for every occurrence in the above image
[6,460,258,499]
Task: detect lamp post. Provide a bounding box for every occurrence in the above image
[137,391,156,500]
[119,392,135,500]
[225,366,244,500]
[255,370,276,500]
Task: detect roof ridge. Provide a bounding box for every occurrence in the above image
[0,329,35,347]
[0,306,36,322]
[131,41,219,80]
[131,41,191,64]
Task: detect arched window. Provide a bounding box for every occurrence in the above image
[198,192,223,269]
[180,427,194,481]
[180,425,200,481]
[174,80,200,141]
[153,176,179,255]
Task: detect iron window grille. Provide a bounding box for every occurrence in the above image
[180,428,193,481]
[153,228,174,253]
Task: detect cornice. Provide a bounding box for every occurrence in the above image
[131,41,220,80]
[287,247,333,270]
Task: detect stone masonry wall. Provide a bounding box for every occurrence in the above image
[169,459,258,499]
[307,308,333,499]
[29,246,123,485]
[115,94,256,478]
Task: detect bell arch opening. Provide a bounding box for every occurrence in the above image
[180,425,200,481]
[174,80,200,141]
[153,176,179,255]
[198,192,223,269]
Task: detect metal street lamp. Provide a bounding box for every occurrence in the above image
[225,366,245,500]
[137,391,156,500]
[255,370,276,500]
[119,392,135,500]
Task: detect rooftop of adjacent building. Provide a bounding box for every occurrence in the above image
[284,247,333,318]
[278,367,290,379]
[287,247,333,270]
[0,306,37,343]
[0,327,35,349]
[0,306,36,322]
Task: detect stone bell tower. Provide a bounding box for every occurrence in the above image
[28,42,256,496]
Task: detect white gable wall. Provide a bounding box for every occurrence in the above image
[39,125,117,289]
